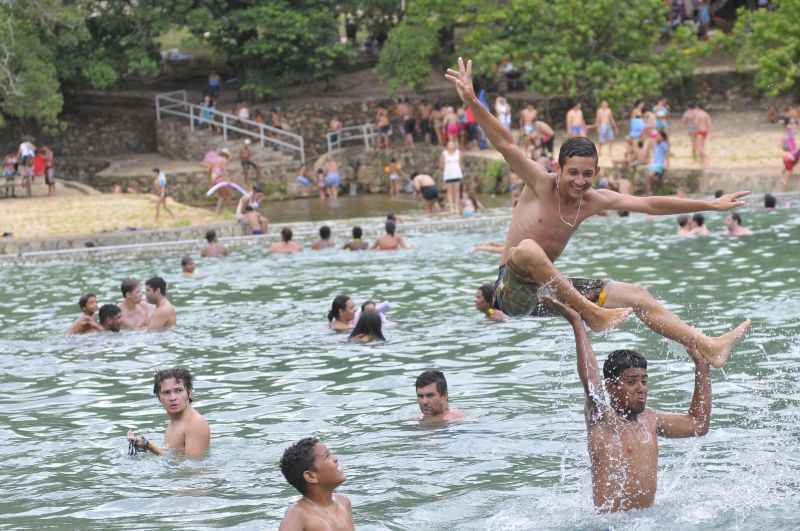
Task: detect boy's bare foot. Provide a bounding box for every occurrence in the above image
[585,306,634,333]
[696,319,751,368]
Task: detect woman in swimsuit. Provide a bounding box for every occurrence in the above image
[328,295,356,332]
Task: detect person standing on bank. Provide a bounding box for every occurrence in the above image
[439,141,464,214]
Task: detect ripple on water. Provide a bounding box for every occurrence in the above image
[0,206,799,528]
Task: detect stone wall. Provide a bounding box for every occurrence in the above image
[0,105,157,159]
[314,146,510,195]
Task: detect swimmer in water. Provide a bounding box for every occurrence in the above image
[676,215,693,237]
[371,220,407,251]
[278,437,354,531]
[98,304,123,332]
[415,370,464,423]
[201,229,230,257]
[475,284,508,321]
[328,295,356,332]
[119,278,152,330]
[549,296,718,512]
[144,277,176,331]
[311,225,335,250]
[181,255,196,276]
[68,293,104,334]
[127,367,210,459]
[348,310,385,343]
[270,227,303,253]
[691,213,710,236]
[446,57,750,368]
[343,226,369,251]
[724,213,753,236]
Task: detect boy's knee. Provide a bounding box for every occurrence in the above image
[510,239,547,268]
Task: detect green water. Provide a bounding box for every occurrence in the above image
[1,204,799,530]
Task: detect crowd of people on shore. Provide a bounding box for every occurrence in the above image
[2,139,56,198]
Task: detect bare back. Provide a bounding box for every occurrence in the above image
[587,408,658,512]
[374,235,404,250]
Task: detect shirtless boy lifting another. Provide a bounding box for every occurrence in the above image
[445,58,750,367]
[550,297,713,512]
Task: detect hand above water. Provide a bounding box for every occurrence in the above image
[445,57,478,105]
[712,191,750,211]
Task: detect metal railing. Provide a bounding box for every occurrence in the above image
[326,123,378,153]
[155,90,305,163]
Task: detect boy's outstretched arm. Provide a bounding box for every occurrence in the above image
[445,58,549,188]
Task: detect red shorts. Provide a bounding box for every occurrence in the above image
[784,153,798,171]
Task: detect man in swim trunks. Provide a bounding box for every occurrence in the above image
[566,102,587,138]
[270,227,302,253]
[181,255,196,276]
[144,277,176,331]
[595,101,618,158]
[681,102,699,162]
[239,139,260,186]
[68,293,104,334]
[446,57,750,368]
[372,220,407,251]
[415,370,464,423]
[533,120,555,156]
[127,367,210,459]
[376,104,391,149]
[550,297,714,512]
[119,278,152,330]
[98,304,123,332]
[278,437,354,531]
[324,158,341,200]
[311,225,335,250]
[152,168,175,223]
[343,226,369,250]
[411,172,440,213]
[200,230,230,257]
[240,205,268,235]
[694,103,712,168]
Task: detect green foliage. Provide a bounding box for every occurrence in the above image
[733,1,800,97]
[377,22,437,91]
[461,0,695,110]
[179,1,353,98]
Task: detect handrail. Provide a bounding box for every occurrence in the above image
[155,90,305,164]
[326,123,378,153]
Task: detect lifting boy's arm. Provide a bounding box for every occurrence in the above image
[445,58,549,188]
[656,349,711,438]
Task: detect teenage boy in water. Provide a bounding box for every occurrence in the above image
[279,437,354,531]
[549,296,713,512]
[119,278,152,330]
[445,57,750,368]
[144,276,176,331]
[68,293,104,334]
[127,367,210,458]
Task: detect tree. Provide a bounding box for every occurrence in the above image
[460,0,696,110]
[179,1,354,98]
[733,1,800,97]
[376,0,460,91]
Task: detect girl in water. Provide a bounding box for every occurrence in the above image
[328,295,356,331]
[348,311,385,343]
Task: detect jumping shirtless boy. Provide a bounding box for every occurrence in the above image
[127,367,210,458]
[551,297,713,512]
[445,57,750,368]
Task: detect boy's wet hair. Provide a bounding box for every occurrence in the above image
[181,255,193,267]
[121,278,139,297]
[692,213,705,226]
[385,220,396,236]
[603,350,647,382]
[280,437,319,495]
[145,276,167,296]
[677,214,689,227]
[764,193,776,208]
[205,230,217,243]
[281,227,293,242]
[415,370,448,396]
[98,303,121,325]
[558,137,598,168]
[319,225,331,239]
[478,283,495,304]
[153,367,194,402]
[352,226,363,239]
[79,293,96,310]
